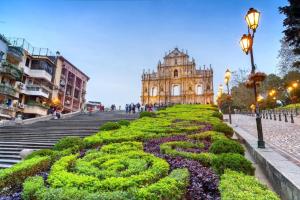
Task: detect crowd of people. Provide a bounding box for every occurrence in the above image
[124,103,167,114]
[125,103,141,114]
[83,102,168,115]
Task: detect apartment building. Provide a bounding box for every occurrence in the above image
[53,55,89,113]
[0,35,23,119]
[0,36,89,120]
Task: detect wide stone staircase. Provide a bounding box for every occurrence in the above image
[0,111,138,168]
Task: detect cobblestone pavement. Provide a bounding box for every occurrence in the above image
[227,114,300,165]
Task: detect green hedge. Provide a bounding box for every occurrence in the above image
[139,111,156,118]
[22,176,45,200]
[99,122,121,131]
[23,168,189,200]
[47,151,170,192]
[25,149,54,160]
[136,168,189,200]
[0,156,50,190]
[209,139,245,155]
[212,122,234,137]
[53,136,84,151]
[160,141,215,166]
[219,170,280,200]
[118,120,130,126]
[212,153,255,175]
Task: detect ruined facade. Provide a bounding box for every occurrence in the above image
[141,48,214,105]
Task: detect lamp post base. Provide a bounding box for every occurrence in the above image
[257,140,265,148]
[256,114,265,149]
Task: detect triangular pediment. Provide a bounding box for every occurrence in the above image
[165,47,188,58]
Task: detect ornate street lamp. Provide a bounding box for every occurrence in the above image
[224,69,232,124]
[245,8,260,31]
[240,34,252,54]
[240,8,265,148]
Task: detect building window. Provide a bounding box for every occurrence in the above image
[74,89,80,99]
[25,58,30,67]
[0,51,4,61]
[172,85,180,96]
[151,87,158,96]
[174,69,178,78]
[196,84,203,95]
[31,60,53,75]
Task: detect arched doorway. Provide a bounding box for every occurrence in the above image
[172,84,180,96]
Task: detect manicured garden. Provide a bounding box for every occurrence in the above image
[0,105,279,200]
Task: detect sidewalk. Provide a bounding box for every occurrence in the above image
[226,114,300,165]
[226,115,300,200]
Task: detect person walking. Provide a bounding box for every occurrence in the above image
[128,104,132,114]
[132,104,136,114]
[125,104,129,114]
[137,103,141,112]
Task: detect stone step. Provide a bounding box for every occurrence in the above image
[0,141,53,145]
[0,133,95,138]
[0,144,52,148]
[0,147,42,151]
[0,163,13,168]
[0,151,20,155]
[0,154,21,159]
[0,158,20,165]
[0,139,60,143]
[0,112,138,168]
[0,128,99,132]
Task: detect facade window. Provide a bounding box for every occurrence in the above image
[172,85,180,96]
[196,84,203,95]
[174,69,178,78]
[151,87,158,96]
[160,86,164,92]
[206,84,210,90]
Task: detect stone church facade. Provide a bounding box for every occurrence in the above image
[141,48,214,105]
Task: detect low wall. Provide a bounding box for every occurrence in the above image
[232,125,300,200]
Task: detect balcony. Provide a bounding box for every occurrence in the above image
[0,84,18,99]
[0,62,23,81]
[21,85,50,98]
[7,46,24,62]
[23,66,52,82]
[0,105,15,119]
[23,102,48,116]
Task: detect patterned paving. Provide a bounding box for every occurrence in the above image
[228,114,300,165]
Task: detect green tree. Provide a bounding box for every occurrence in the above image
[283,71,300,103]
[279,0,300,68]
[277,39,300,74]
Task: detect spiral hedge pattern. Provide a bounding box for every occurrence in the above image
[24,142,189,200]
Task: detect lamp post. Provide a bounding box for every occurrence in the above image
[240,8,265,148]
[217,85,223,111]
[224,69,232,124]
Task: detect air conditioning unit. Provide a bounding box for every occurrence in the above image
[18,82,25,90]
[60,80,66,86]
